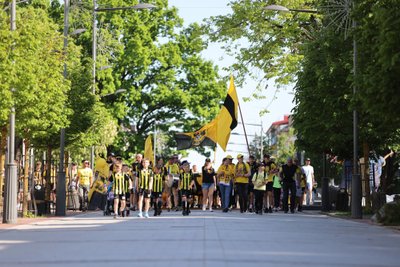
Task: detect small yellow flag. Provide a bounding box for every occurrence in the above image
[144,135,154,164]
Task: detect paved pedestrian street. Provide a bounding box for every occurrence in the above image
[0,210,399,267]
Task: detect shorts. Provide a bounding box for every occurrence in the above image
[138,188,152,198]
[180,190,192,198]
[125,192,131,200]
[152,192,162,199]
[202,183,214,190]
[114,194,126,200]
[266,182,273,192]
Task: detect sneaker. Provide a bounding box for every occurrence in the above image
[269,207,273,213]
[158,210,162,216]
[202,206,206,211]
[290,210,295,214]
[113,214,117,219]
[137,212,143,218]
[144,212,149,218]
[209,207,213,212]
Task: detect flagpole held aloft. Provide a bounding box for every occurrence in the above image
[238,101,251,156]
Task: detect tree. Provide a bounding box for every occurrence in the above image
[67,0,229,158]
[205,0,320,95]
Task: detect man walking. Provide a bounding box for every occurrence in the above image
[280,158,301,213]
[302,158,315,205]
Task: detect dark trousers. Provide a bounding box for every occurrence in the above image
[273,187,281,208]
[254,190,264,213]
[282,182,296,212]
[236,183,248,212]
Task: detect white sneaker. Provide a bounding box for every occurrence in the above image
[137,212,143,218]
[209,207,213,212]
[202,206,206,211]
[144,212,149,218]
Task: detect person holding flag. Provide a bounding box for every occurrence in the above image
[235,154,251,213]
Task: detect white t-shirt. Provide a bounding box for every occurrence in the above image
[302,165,314,184]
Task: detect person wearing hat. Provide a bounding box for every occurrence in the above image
[235,154,251,213]
[302,158,315,205]
[217,157,234,212]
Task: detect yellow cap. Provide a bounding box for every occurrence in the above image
[237,154,244,159]
[226,155,233,159]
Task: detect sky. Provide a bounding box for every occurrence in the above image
[168,0,295,166]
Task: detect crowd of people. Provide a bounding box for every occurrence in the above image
[28,152,315,217]
[68,152,316,218]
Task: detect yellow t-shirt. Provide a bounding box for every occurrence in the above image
[235,162,250,184]
[78,168,93,186]
[217,164,234,185]
[265,162,278,182]
[252,172,268,191]
[165,162,180,175]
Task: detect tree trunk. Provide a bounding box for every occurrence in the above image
[363,141,371,211]
[22,138,30,217]
[0,126,7,209]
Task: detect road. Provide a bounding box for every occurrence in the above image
[0,210,399,267]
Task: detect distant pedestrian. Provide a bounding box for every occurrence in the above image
[302,158,315,205]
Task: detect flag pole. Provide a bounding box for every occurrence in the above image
[213,145,217,165]
[238,101,251,156]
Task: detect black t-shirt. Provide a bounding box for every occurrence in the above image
[281,164,298,183]
[202,166,216,184]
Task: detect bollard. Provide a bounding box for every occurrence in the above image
[321,177,331,212]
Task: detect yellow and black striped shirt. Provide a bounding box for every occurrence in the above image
[139,169,153,190]
[180,172,193,190]
[152,173,163,193]
[112,172,128,195]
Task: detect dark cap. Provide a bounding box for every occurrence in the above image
[263,154,271,158]
[205,158,211,162]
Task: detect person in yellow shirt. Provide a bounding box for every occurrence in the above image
[235,154,251,213]
[110,163,130,218]
[165,155,181,211]
[152,163,164,216]
[179,161,195,216]
[264,155,278,213]
[77,160,93,211]
[217,157,234,212]
[137,159,154,218]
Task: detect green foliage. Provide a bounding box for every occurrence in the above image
[276,127,296,164]
[205,0,320,91]
[0,7,71,144]
[292,23,353,158]
[293,0,400,160]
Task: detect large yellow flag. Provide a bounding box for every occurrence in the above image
[144,135,154,163]
[175,76,238,151]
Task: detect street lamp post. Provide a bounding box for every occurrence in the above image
[55,0,71,216]
[265,3,361,217]
[3,0,18,224]
[90,0,157,169]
